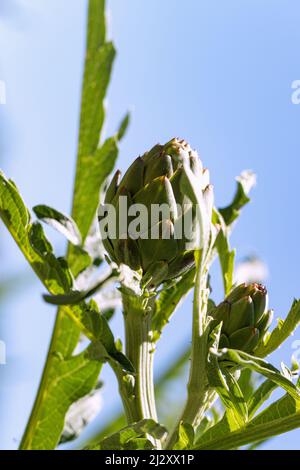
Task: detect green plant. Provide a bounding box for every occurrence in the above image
[1,0,300,451]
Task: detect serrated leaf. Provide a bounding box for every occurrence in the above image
[60,389,102,444]
[219,171,256,226]
[0,174,72,295]
[207,324,248,429]
[20,0,125,450]
[62,301,134,373]
[216,349,300,400]
[86,419,168,450]
[194,412,233,450]
[195,392,300,450]
[43,271,116,306]
[255,299,300,358]
[247,379,278,419]
[0,170,134,443]
[207,352,248,430]
[152,269,195,341]
[33,204,82,245]
[21,350,101,450]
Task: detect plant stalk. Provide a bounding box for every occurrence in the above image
[166,252,211,448]
[114,293,160,448]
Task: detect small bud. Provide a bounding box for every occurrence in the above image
[211,283,271,354]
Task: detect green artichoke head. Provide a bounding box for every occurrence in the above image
[100,138,213,288]
[210,283,273,354]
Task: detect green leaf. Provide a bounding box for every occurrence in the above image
[219,171,256,226]
[78,41,114,159]
[216,349,300,400]
[195,393,300,450]
[22,350,101,450]
[117,112,130,141]
[213,210,235,295]
[255,299,300,358]
[0,169,137,442]
[73,136,119,243]
[59,300,134,373]
[19,0,124,450]
[68,245,92,278]
[238,369,256,401]
[0,181,124,370]
[207,354,248,430]
[86,420,168,450]
[207,324,248,429]
[43,272,116,306]
[152,269,195,341]
[195,416,218,441]
[247,379,278,419]
[0,174,72,295]
[85,0,106,55]
[194,411,232,450]
[33,204,82,245]
[0,172,130,443]
[172,422,195,450]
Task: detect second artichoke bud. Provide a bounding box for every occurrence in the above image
[100,138,213,287]
[210,283,273,354]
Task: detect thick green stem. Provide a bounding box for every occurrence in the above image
[114,293,160,447]
[166,253,211,448]
[178,383,217,428]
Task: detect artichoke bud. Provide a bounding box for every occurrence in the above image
[116,157,144,196]
[143,154,173,184]
[141,261,169,289]
[225,283,251,303]
[229,327,260,353]
[105,170,121,204]
[101,138,211,287]
[115,239,141,272]
[211,283,271,354]
[211,301,231,327]
[167,252,195,280]
[219,333,230,349]
[226,296,254,335]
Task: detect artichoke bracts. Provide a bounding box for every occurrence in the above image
[210,283,273,354]
[100,138,213,287]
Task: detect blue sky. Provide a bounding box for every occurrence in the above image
[1,0,300,450]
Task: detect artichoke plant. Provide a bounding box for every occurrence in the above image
[100,138,213,287]
[210,283,273,353]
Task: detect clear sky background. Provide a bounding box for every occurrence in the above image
[1,0,300,450]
